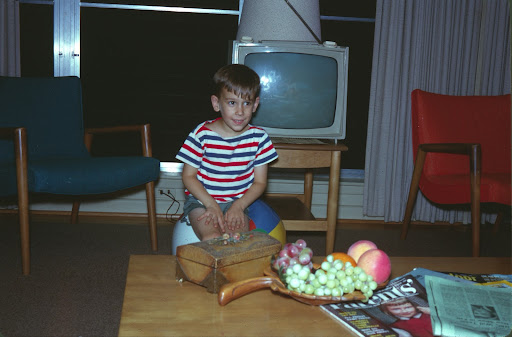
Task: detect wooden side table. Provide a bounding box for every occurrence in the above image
[265,141,348,254]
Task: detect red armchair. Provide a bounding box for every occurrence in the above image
[401,89,511,257]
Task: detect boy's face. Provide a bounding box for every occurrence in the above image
[386,302,418,318]
[211,87,260,137]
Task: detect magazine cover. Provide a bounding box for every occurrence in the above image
[438,271,512,288]
[321,274,433,337]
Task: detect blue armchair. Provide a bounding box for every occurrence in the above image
[0,76,161,275]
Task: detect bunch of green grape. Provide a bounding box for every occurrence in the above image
[282,254,378,302]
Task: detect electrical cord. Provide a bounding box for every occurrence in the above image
[160,190,181,223]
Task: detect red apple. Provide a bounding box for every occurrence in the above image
[357,249,391,284]
[347,240,378,263]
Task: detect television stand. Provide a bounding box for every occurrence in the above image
[265,140,348,254]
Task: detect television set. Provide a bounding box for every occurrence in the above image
[229,40,349,140]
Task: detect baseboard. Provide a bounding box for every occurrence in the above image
[0,209,475,232]
[0,209,178,225]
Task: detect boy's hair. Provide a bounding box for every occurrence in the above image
[213,64,261,100]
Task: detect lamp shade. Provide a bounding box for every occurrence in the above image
[236,0,321,43]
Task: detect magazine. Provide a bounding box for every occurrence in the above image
[437,271,512,288]
[320,269,512,337]
[320,274,432,337]
[425,275,512,337]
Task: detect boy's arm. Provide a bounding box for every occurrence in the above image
[181,163,226,231]
[225,164,268,229]
[234,164,268,210]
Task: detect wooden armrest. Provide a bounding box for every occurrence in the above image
[0,127,28,184]
[0,127,24,138]
[83,124,153,157]
[84,124,149,135]
[416,142,481,178]
[0,127,28,162]
[419,143,480,155]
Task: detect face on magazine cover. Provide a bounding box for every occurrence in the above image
[384,301,418,319]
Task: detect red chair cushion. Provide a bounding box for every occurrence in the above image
[411,89,511,205]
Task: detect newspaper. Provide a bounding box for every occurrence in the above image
[320,269,512,337]
[425,276,512,337]
[320,274,432,337]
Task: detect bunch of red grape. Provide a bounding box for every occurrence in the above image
[272,239,313,272]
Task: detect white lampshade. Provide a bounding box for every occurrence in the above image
[236,0,321,43]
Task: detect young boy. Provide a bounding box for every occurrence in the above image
[176,64,278,241]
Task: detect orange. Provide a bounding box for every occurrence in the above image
[324,252,357,267]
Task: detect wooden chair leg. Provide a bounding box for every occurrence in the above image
[145,181,158,251]
[469,144,481,257]
[303,169,313,210]
[19,191,30,276]
[325,151,341,255]
[401,149,426,240]
[470,204,481,257]
[492,211,503,234]
[14,127,30,275]
[71,200,80,224]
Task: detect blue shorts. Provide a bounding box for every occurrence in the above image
[181,195,250,225]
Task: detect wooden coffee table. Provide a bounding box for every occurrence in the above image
[118,255,511,336]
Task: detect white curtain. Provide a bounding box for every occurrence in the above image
[0,0,20,76]
[364,0,511,223]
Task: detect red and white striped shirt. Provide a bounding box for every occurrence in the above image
[176,118,278,202]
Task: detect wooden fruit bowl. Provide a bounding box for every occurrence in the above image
[218,264,388,306]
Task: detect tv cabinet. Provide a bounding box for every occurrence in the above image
[264,140,348,255]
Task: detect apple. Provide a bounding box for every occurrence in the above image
[357,249,391,284]
[347,240,378,263]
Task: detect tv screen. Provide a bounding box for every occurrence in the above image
[230,40,349,140]
[246,52,337,129]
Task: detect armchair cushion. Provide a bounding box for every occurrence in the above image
[411,89,511,205]
[421,172,511,205]
[1,157,160,196]
[29,157,160,195]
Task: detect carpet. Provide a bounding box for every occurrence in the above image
[0,218,510,337]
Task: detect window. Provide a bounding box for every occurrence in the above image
[19,0,376,169]
[20,3,53,77]
[320,2,376,169]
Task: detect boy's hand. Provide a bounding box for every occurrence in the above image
[224,202,247,231]
[198,205,226,233]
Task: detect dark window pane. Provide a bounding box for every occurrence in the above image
[80,8,238,160]
[321,19,375,169]
[20,3,53,77]
[320,1,376,18]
